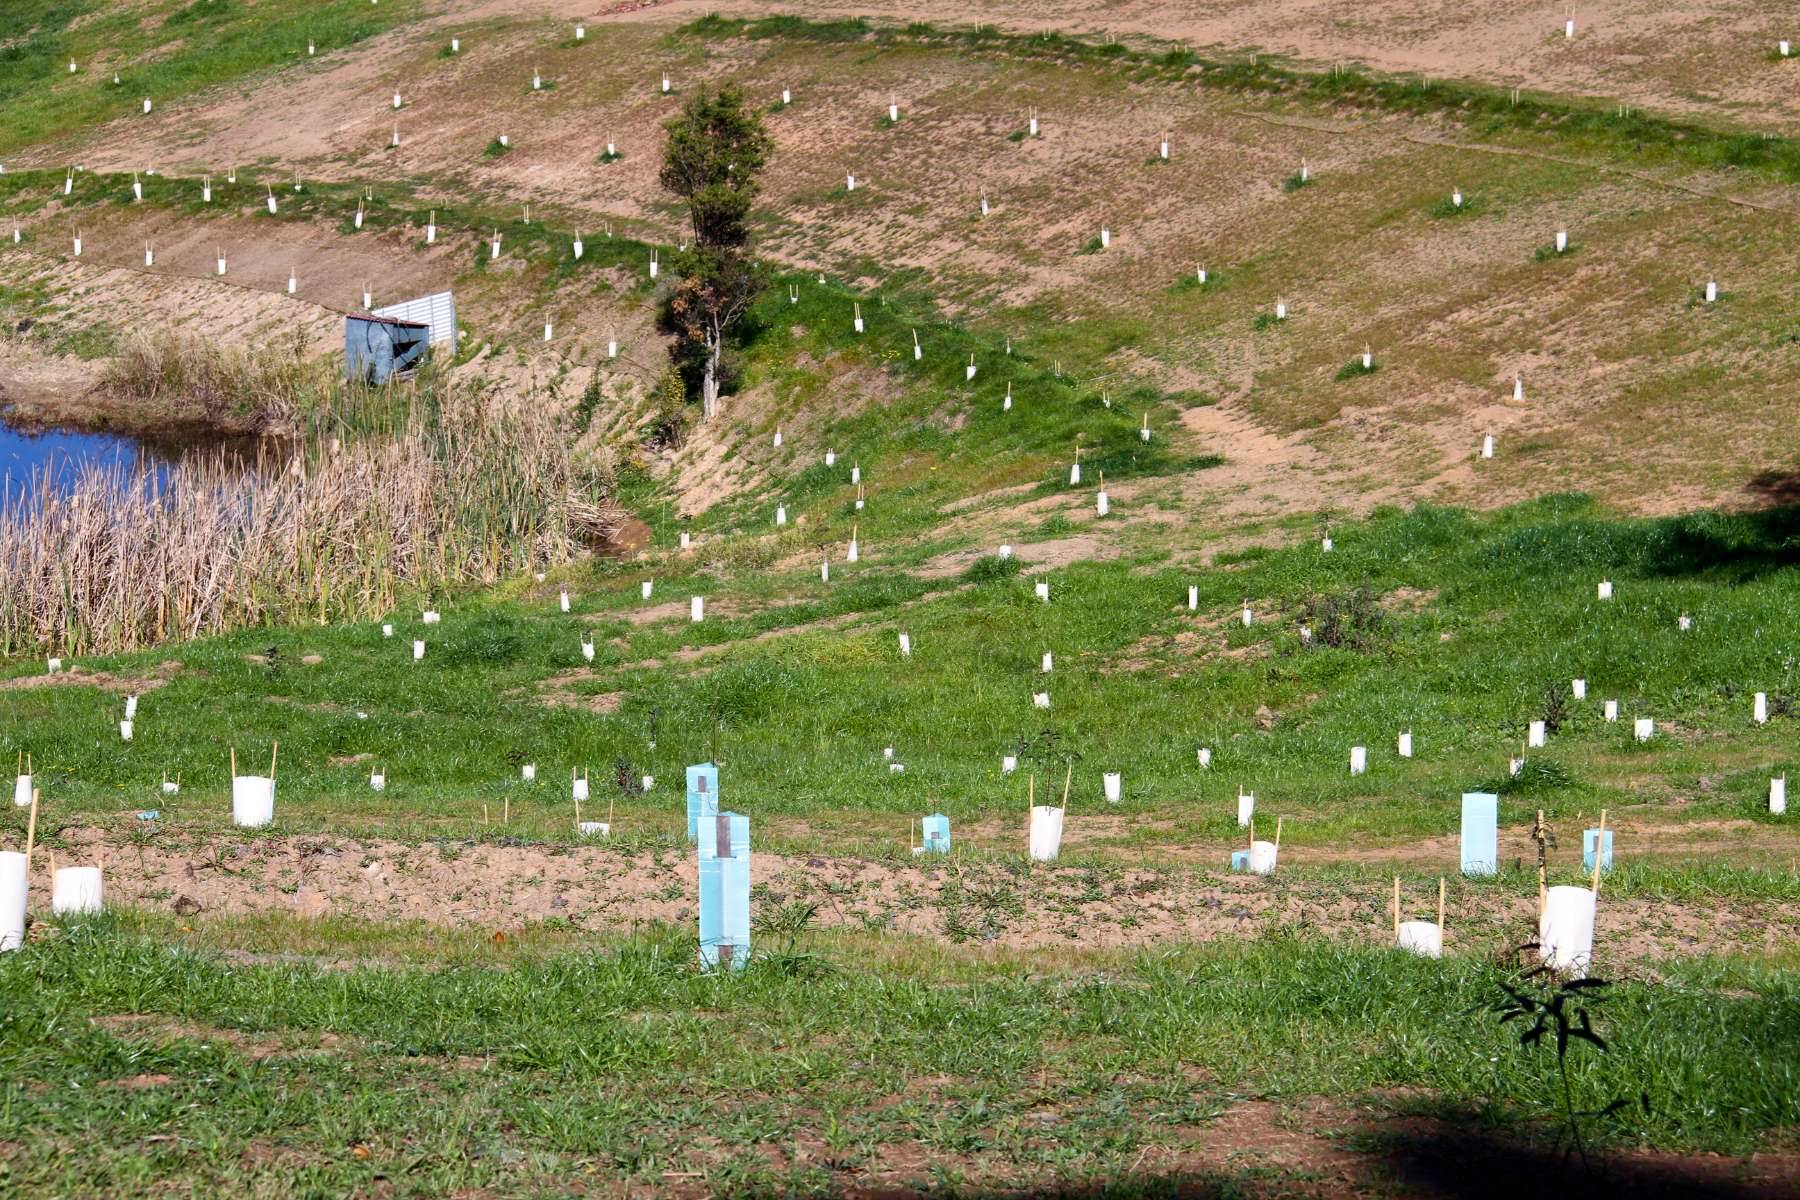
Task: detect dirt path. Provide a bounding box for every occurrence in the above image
[44,826,1796,970]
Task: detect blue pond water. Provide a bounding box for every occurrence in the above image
[0,419,167,495]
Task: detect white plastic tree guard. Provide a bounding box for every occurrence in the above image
[1394,877,1446,959]
[52,866,103,915]
[0,852,26,951]
[1102,772,1122,803]
[1398,731,1413,758]
[1528,720,1547,748]
[232,776,274,827]
[1350,746,1368,775]
[691,596,705,622]
[1540,885,1596,976]
[1028,805,1063,862]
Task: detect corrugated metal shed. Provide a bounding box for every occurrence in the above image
[345,313,431,384]
[373,291,457,347]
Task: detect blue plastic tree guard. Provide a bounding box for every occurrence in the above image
[698,810,750,970]
[686,762,719,840]
[1230,849,1250,872]
[920,813,951,853]
[1461,792,1499,876]
[1582,828,1614,872]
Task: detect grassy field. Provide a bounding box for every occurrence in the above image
[4,497,1794,857]
[0,3,1797,1194]
[0,914,1794,1196]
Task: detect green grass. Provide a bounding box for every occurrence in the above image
[0,0,418,159]
[3,495,1795,862]
[1430,193,1484,218]
[0,917,1791,1195]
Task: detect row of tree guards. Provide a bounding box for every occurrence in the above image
[8,539,1791,970]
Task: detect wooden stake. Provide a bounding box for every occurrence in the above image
[1060,763,1072,811]
[1437,876,1446,930]
[482,801,489,827]
[1591,809,1607,897]
[1392,876,1401,936]
[1537,808,1547,916]
[269,741,279,782]
[503,793,510,825]
[230,746,237,779]
[25,788,40,871]
[607,792,615,828]
[1274,816,1283,850]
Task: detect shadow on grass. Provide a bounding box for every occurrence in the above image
[1362,1108,1797,1200]
[1639,504,1800,582]
[1745,471,1800,507]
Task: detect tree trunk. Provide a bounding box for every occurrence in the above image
[702,327,721,422]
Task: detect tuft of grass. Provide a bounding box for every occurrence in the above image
[598,149,623,164]
[1078,235,1105,255]
[1430,193,1483,218]
[1281,171,1313,193]
[1335,358,1379,380]
[962,553,1025,584]
[483,137,512,158]
[1253,311,1285,331]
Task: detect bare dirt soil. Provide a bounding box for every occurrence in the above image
[11,0,1792,530]
[39,825,1798,971]
[626,0,1800,133]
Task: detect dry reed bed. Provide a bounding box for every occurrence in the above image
[0,382,622,655]
[99,332,328,435]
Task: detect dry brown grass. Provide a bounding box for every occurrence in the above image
[0,375,622,655]
[99,330,328,435]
